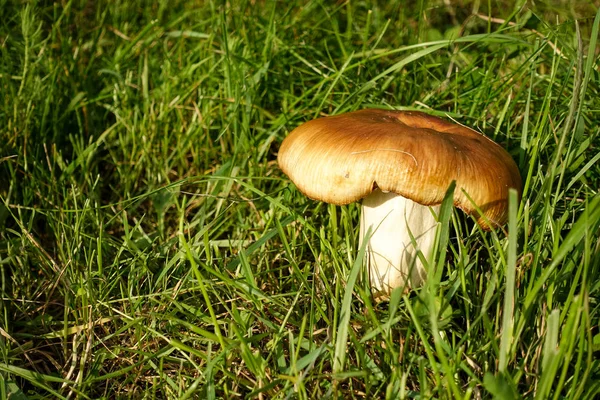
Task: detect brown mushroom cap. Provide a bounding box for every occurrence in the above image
[277,109,522,229]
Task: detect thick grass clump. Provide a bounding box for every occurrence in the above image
[1,1,599,398]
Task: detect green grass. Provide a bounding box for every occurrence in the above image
[1,0,599,398]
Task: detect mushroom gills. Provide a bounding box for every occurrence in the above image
[359,189,440,296]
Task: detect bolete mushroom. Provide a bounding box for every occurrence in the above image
[277,109,521,296]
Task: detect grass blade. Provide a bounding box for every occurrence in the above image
[333,228,370,374]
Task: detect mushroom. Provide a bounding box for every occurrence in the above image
[277,109,522,296]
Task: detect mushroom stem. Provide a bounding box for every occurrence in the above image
[359,189,440,296]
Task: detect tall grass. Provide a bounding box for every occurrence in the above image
[1,1,599,398]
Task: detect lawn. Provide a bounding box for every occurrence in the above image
[1,0,599,398]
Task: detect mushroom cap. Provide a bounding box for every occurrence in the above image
[277,109,522,229]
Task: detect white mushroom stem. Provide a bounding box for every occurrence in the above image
[359,189,440,295]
